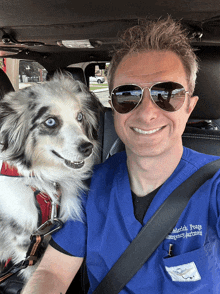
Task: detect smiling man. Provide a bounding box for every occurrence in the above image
[111,50,198,196]
[22,17,220,294]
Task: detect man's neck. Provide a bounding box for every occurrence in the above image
[126,145,183,197]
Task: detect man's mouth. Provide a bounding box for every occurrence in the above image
[52,150,85,169]
[132,126,164,135]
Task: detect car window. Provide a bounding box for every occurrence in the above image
[3,58,110,107]
[0,58,48,91]
[89,64,109,107]
[19,60,47,89]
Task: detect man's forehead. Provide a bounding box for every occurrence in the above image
[114,51,187,86]
[120,69,171,81]
[118,50,183,70]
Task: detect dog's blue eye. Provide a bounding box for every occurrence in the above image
[44,118,57,127]
[77,112,83,122]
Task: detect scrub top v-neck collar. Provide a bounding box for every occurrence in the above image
[113,148,205,239]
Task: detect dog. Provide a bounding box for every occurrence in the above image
[0,73,103,282]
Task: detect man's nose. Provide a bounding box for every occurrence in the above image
[136,88,159,115]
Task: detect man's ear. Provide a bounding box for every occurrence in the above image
[188,96,199,114]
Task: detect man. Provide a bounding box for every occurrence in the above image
[22,17,220,293]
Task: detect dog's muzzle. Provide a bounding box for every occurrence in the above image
[52,141,94,169]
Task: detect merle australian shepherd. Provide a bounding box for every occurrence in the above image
[0,74,103,281]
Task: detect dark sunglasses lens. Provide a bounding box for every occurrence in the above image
[151,82,186,112]
[111,85,142,113]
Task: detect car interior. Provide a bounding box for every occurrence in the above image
[1,0,220,293]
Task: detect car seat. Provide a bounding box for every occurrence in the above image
[0,68,14,99]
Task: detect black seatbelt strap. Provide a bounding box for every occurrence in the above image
[92,158,220,294]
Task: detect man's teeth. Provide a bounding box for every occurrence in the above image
[133,127,162,134]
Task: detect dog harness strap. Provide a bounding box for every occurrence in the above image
[0,236,45,284]
[0,218,63,284]
[0,262,25,283]
[0,162,20,176]
[23,235,44,267]
[0,272,14,283]
[31,187,53,224]
[0,162,61,283]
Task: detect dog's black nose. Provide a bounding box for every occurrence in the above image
[78,142,93,157]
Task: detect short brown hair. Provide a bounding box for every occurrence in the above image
[108,16,198,96]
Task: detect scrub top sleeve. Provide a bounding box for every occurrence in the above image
[216,184,220,239]
[49,238,74,256]
[50,217,87,258]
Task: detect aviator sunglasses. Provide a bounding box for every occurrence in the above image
[110,81,189,114]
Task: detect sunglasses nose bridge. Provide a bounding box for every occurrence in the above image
[141,86,154,105]
[135,86,158,114]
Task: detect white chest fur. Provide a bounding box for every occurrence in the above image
[0,175,39,231]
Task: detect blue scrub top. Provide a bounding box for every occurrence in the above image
[52,147,220,293]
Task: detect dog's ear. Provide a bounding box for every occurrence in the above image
[82,91,104,141]
[0,92,31,167]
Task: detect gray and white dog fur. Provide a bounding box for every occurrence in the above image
[0,73,102,281]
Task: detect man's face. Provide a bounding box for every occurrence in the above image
[112,50,198,159]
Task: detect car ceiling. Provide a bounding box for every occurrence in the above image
[1,0,220,71]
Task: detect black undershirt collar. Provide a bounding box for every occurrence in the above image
[132,186,161,224]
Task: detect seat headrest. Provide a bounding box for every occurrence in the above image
[191,47,220,120]
[47,67,87,85]
[0,69,14,100]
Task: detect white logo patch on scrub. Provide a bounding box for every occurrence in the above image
[165,262,201,282]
